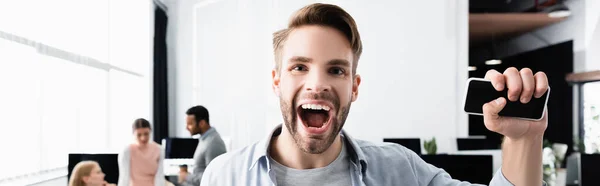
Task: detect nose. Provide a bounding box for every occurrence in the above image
[304,70,331,93]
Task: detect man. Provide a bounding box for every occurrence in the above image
[201,3,548,186]
[179,105,226,186]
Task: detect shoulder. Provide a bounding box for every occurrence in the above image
[151,142,165,157]
[355,139,414,155]
[203,141,262,176]
[118,145,132,164]
[203,131,227,148]
[151,142,163,150]
[120,144,132,155]
[353,139,418,165]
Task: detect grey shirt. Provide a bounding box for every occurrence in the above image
[184,127,227,186]
[201,124,546,186]
[268,138,352,186]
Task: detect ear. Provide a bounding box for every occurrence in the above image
[272,69,281,97]
[351,74,361,102]
[82,176,90,183]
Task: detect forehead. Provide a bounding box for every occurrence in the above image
[135,128,150,133]
[186,115,195,122]
[281,25,353,65]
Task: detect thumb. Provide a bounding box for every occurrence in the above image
[482,97,506,132]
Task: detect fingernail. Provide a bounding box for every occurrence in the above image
[495,97,505,105]
[495,83,504,90]
[521,97,530,103]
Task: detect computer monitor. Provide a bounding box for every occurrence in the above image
[68,154,119,184]
[580,154,600,186]
[421,154,493,184]
[383,138,421,155]
[164,138,199,159]
[567,153,600,186]
[457,137,501,150]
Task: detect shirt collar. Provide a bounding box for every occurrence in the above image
[248,124,368,171]
[200,127,216,140]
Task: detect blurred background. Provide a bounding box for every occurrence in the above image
[0,0,599,185]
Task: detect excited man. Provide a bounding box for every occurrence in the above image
[201,3,548,186]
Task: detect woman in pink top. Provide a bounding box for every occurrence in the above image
[118,118,165,186]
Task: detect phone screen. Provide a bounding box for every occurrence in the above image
[463,78,549,120]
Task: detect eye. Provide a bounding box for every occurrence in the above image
[291,65,307,72]
[329,67,346,76]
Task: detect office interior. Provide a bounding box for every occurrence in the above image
[0,0,599,186]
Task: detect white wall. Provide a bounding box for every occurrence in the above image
[167,0,469,153]
[585,10,600,71]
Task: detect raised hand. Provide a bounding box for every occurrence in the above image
[482,67,549,140]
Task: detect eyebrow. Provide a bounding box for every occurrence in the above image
[289,56,350,67]
[289,56,312,63]
[327,59,350,67]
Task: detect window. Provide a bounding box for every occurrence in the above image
[0,24,150,183]
[0,39,43,178]
[0,0,151,183]
[583,82,600,153]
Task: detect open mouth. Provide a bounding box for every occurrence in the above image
[297,103,333,134]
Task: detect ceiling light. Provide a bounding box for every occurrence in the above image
[485,59,502,65]
[548,10,571,18]
[468,66,477,71]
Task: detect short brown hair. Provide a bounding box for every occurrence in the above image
[273,3,362,75]
[132,118,151,131]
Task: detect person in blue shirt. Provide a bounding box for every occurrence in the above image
[201,3,548,186]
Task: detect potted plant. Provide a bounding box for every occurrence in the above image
[423,137,437,155]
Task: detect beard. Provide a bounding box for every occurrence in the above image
[279,89,351,154]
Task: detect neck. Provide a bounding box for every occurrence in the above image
[200,126,211,135]
[269,126,343,169]
[136,141,150,148]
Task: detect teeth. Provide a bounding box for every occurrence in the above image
[301,104,331,111]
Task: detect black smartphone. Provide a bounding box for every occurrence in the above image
[463,78,550,121]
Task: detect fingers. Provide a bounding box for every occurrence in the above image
[485,68,549,101]
[482,97,507,132]
[519,68,535,103]
[504,67,522,102]
[534,71,549,98]
[484,69,505,91]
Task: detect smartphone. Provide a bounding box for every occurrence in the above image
[463,78,550,121]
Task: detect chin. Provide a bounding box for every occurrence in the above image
[299,135,334,154]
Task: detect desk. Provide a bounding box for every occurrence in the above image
[164,158,195,176]
[421,154,493,184]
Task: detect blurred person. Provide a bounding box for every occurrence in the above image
[177,165,189,183]
[69,161,116,186]
[179,105,226,186]
[200,3,550,186]
[118,118,165,186]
